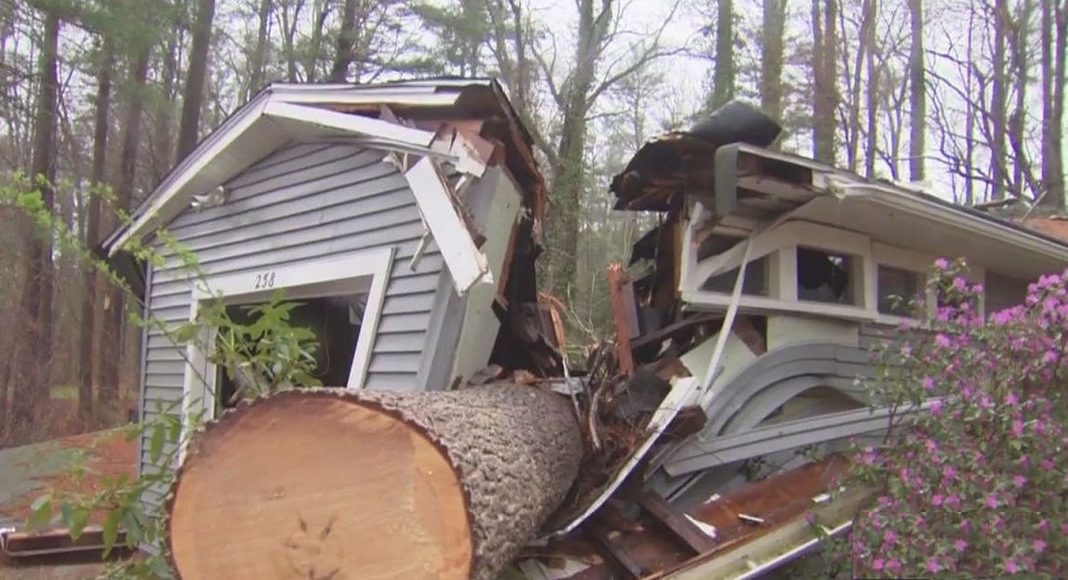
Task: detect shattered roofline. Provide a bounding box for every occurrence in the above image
[101,77,545,258]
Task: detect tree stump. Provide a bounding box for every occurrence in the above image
[166,384,584,580]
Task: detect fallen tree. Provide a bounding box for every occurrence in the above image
[166,384,584,580]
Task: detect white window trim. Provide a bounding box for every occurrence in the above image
[179,247,394,453]
[684,219,878,318]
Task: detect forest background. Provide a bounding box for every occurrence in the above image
[1,0,1065,446]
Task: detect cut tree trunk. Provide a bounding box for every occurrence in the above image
[166,385,584,580]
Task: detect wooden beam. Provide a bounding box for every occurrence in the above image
[638,492,717,556]
[607,263,637,377]
[586,522,643,580]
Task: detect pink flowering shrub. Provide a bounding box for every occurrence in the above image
[847,259,1068,577]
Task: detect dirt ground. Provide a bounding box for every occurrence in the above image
[0,429,137,578]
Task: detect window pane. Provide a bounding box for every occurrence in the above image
[797,247,855,304]
[703,256,770,296]
[877,266,921,316]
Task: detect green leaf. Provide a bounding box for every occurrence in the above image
[69,506,91,540]
[149,423,165,463]
[102,510,121,557]
[26,494,53,530]
[121,509,143,546]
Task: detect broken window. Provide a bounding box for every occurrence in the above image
[215,295,363,412]
[877,266,923,317]
[702,256,770,296]
[796,247,855,305]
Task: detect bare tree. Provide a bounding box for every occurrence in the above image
[99,48,150,412]
[1039,0,1067,210]
[248,0,273,97]
[6,8,60,439]
[712,0,734,108]
[78,38,112,424]
[761,0,788,128]
[176,0,216,159]
[812,0,838,163]
[908,0,924,181]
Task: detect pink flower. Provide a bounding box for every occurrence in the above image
[935,334,951,348]
[930,399,943,416]
[1013,474,1027,488]
[1005,391,1019,406]
[872,558,885,571]
[931,493,944,506]
[1042,458,1054,470]
[926,559,941,573]
[1005,559,1019,574]
[934,258,950,269]
[1013,418,1025,437]
[883,530,897,545]
[1033,539,1047,553]
[986,494,999,508]
[1043,350,1058,364]
[922,376,935,391]
[954,538,968,552]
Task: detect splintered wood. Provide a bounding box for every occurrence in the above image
[167,385,584,580]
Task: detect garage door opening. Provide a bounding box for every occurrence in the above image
[215,294,366,412]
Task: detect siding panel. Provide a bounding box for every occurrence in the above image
[139,142,443,488]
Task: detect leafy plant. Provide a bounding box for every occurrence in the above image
[4,174,322,577]
[841,258,1068,577]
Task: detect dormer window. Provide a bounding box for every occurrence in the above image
[797,247,857,305]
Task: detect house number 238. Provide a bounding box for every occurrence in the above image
[254,271,276,289]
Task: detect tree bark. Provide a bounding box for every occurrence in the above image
[1040,0,1066,210]
[863,0,878,178]
[176,0,216,160]
[811,0,837,163]
[248,0,272,98]
[6,10,61,440]
[329,0,358,82]
[78,39,112,425]
[761,0,787,129]
[98,49,150,414]
[991,0,1008,200]
[712,0,734,109]
[545,0,611,298]
[167,385,584,580]
[908,0,925,181]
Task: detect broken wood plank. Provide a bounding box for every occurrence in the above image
[585,523,643,580]
[638,492,717,555]
[607,263,637,377]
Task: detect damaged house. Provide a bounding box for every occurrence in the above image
[97,77,563,509]
[507,103,1068,578]
[11,82,1067,577]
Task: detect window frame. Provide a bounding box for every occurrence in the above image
[179,247,394,455]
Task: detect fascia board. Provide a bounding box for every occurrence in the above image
[275,91,460,107]
[106,92,274,256]
[856,185,1068,262]
[404,157,491,295]
[262,101,437,147]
